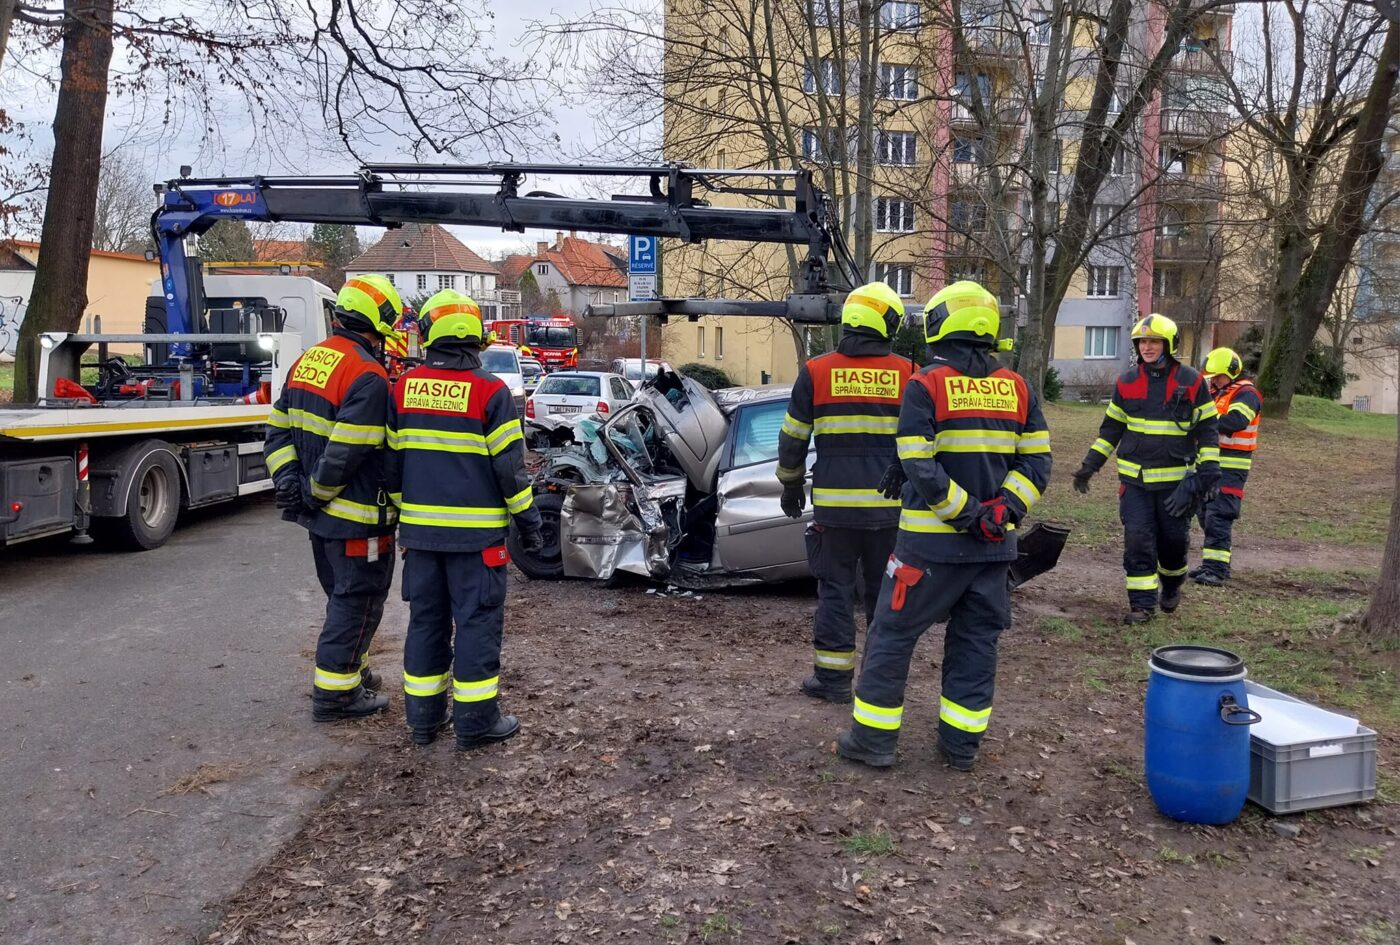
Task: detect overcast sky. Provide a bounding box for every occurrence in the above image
[2,0,662,258]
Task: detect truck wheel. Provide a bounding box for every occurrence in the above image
[109,446,182,550]
[508,491,564,580]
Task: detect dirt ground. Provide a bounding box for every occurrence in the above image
[205,537,1398,945]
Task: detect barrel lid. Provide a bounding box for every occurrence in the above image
[1150,645,1244,678]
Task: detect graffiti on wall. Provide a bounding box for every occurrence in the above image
[0,295,25,359]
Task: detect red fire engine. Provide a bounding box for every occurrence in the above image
[487,315,579,370]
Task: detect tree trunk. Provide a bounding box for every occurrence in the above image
[1364,405,1400,641]
[12,0,115,403]
[1257,19,1400,419]
[851,0,876,280]
[0,0,16,70]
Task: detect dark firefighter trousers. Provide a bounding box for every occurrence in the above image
[402,548,508,738]
[311,534,395,695]
[1121,482,1190,611]
[851,558,1011,764]
[806,524,898,684]
[1197,480,1245,578]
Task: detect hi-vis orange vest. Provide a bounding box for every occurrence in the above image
[1215,379,1261,452]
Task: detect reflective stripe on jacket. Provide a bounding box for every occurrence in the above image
[263,330,395,539]
[385,346,542,553]
[1080,360,1220,490]
[777,332,913,528]
[893,352,1052,566]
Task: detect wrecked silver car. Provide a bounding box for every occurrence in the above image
[508,371,811,587]
[507,370,1068,588]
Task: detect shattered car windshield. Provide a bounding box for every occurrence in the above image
[604,409,657,476]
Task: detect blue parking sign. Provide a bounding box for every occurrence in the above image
[628,235,657,274]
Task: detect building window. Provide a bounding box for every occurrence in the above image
[876,262,914,297]
[715,326,724,360]
[1084,326,1119,359]
[537,264,548,275]
[951,200,987,232]
[953,71,992,107]
[803,59,844,95]
[1050,138,1063,174]
[697,326,706,358]
[1091,203,1123,236]
[1107,90,1122,114]
[802,127,850,161]
[385,274,395,286]
[877,130,917,166]
[1018,263,1031,295]
[953,134,986,164]
[812,0,844,27]
[1159,144,1190,175]
[1109,144,1127,176]
[880,63,918,101]
[880,1,921,31]
[1029,7,1052,45]
[1154,267,1183,298]
[950,260,987,284]
[875,197,916,232]
[437,274,457,290]
[415,274,427,291]
[1087,265,1121,298]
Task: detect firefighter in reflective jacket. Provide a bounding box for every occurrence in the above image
[1190,347,1262,586]
[1072,314,1220,624]
[384,290,545,749]
[836,281,1051,771]
[263,274,402,722]
[777,282,913,704]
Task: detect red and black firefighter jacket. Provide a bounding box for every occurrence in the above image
[384,344,542,553]
[893,341,1052,567]
[1080,357,1221,490]
[777,331,914,529]
[1212,377,1262,488]
[263,328,397,539]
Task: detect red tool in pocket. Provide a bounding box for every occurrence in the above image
[346,535,395,561]
[886,556,923,612]
[483,545,511,567]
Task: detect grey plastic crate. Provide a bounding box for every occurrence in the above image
[1245,681,1377,815]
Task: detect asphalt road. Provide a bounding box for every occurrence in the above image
[0,497,404,945]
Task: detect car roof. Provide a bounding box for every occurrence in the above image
[541,370,613,378]
[713,385,793,413]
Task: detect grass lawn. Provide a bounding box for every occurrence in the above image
[0,362,12,404]
[1039,395,1397,549]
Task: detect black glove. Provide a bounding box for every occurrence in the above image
[877,462,907,501]
[1072,463,1096,495]
[518,524,545,554]
[274,477,306,521]
[968,499,1010,543]
[1163,474,1198,518]
[780,481,806,519]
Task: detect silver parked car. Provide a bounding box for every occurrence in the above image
[507,369,1069,589]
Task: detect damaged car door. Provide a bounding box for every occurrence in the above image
[712,395,813,580]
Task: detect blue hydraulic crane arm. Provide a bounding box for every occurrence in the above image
[151,164,853,335]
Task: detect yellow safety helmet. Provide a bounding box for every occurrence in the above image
[419,289,483,347]
[1131,313,1179,357]
[841,281,905,339]
[1203,346,1243,380]
[335,274,404,338]
[923,280,1001,346]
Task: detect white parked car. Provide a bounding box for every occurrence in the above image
[525,371,635,420]
[610,358,674,390]
[481,344,527,414]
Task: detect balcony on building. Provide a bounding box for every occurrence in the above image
[950,102,1026,129]
[1170,46,1234,76]
[964,22,1021,65]
[1154,230,1213,261]
[1157,169,1224,204]
[1159,107,1229,141]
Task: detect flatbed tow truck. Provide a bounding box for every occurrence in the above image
[0,163,855,550]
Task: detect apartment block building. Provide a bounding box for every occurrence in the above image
[658,0,1235,390]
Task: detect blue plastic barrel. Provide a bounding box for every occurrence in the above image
[1145,645,1260,825]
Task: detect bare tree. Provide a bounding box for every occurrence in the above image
[1214,3,1399,417]
[91,147,153,254]
[7,0,549,401]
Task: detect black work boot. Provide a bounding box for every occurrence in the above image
[1122,608,1155,626]
[801,673,853,704]
[1160,585,1182,613]
[312,685,389,723]
[360,668,383,693]
[409,697,453,747]
[1193,569,1227,587]
[1187,564,1206,579]
[937,742,975,772]
[456,714,520,751]
[836,731,896,768]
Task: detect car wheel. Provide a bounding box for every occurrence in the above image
[509,491,565,580]
[106,444,182,550]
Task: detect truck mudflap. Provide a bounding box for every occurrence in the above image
[560,483,670,581]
